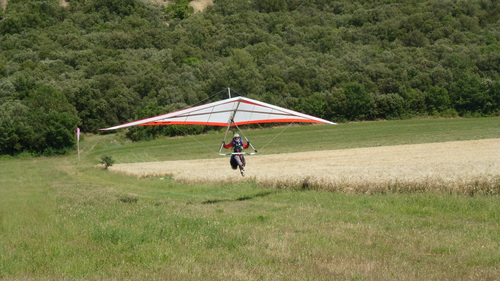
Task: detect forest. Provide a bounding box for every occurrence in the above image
[0,0,498,155]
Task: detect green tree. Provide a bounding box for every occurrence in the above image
[163,0,194,20]
[0,56,6,78]
[426,86,451,114]
[255,0,287,13]
[324,88,348,122]
[0,0,61,34]
[483,80,500,115]
[224,49,264,95]
[344,83,372,120]
[83,0,143,18]
[0,100,32,155]
[401,88,426,116]
[402,30,429,47]
[372,93,405,119]
[24,85,79,155]
[450,72,487,115]
[298,92,327,119]
[1,85,80,156]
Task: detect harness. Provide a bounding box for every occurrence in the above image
[232,140,244,152]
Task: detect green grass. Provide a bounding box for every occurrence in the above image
[1,118,499,280]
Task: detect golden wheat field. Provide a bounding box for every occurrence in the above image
[109,138,500,194]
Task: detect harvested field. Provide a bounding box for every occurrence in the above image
[109,139,500,194]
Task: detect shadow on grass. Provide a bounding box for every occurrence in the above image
[201,190,279,204]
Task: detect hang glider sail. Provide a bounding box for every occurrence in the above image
[101,96,335,131]
[102,92,335,156]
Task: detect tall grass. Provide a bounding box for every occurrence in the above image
[1,118,499,280]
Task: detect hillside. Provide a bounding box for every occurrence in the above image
[0,0,213,12]
[0,0,498,156]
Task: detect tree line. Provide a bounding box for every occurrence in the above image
[0,0,498,155]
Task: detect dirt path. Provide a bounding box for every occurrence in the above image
[189,0,213,12]
[109,139,500,193]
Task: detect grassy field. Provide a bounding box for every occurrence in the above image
[1,118,499,280]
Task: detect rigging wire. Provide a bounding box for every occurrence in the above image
[186,88,243,109]
[258,123,295,151]
[186,88,228,108]
[227,89,243,97]
[172,126,219,155]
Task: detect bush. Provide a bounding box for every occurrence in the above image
[100,155,115,169]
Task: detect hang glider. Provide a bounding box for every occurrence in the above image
[101,92,335,156]
[101,96,335,131]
